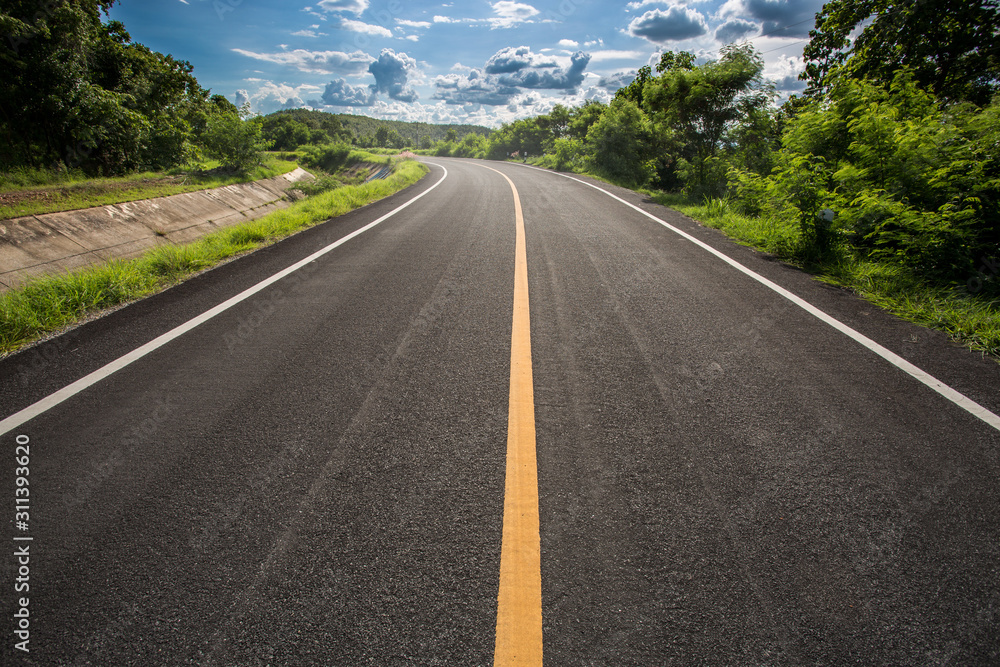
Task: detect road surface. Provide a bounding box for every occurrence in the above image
[2,157,999,665]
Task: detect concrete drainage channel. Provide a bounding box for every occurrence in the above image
[0,168,316,292]
[365,165,393,182]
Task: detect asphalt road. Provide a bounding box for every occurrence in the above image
[2,157,999,665]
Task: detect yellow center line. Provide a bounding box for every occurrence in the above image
[480,164,543,666]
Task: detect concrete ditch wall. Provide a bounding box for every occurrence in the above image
[0,167,315,292]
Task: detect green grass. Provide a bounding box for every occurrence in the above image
[648,193,1000,358]
[0,159,428,354]
[0,158,299,220]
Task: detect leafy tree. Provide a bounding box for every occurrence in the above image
[655,50,696,73]
[643,44,773,195]
[386,128,406,149]
[730,69,1000,273]
[566,100,606,140]
[374,126,390,147]
[261,116,312,151]
[802,0,1000,104]
[203,105,271,173]
[445,127,459,142]
[614,65,654,107]
[0,0,218,174]
[585,98,656,187]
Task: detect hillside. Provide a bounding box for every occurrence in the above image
[267,109,490,146]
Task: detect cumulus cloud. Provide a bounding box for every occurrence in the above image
[764,54,807,92]
[434,69,521,106]
[490,1,540,28]
[719,0,825,38]
[589,49,645,62]
[397,19,431,28]
[368,48,419,102]
[429,2,540,29]
[484,46,542,74]
[340,18,393,37]
[714,17,759,42]
[627,5,709,42]
[318,78,377,106]
[558,38,579,48]
[499,51,590,89]
[231,48,374,74]
[596,71,636,90]
[317,0,368,15]
[434,46,593,105]
[236,81,323,114]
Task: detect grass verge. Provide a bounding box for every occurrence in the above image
[0,158,299,220]
[0,159,428,355]
[649,193,1000,359]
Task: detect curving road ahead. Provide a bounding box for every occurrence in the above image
[2,158,999,665]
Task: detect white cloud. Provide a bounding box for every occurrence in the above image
[589,49,645,62]
[715,18,758,43]
[435,46,592,106]
[558,39,579,48]
[317,0,369,15]
[764,53,807,92]
[627,5,709,43]
[340,19,393,37]
[291,30,321,38]
[315,78,376,106]
[237,81,321,114]
[718,0,825,38]
[369,48,420,102]
[231,48,374,74]
[397,19,432,28]
[490,1,540,28]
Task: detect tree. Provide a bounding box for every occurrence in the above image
[643,44,773,195]
[203,104,271,173]
[655,50,696,73]
[566,101,606,140]
[585,98,655,187]
[802,0,1000,105]
[0,0,216,174]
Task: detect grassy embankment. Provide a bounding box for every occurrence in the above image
[522,157,1000,359]
[0,157,300,220]
[0,154,427,354]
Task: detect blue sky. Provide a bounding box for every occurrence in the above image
[107,0,825,127]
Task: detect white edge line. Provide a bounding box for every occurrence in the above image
[516,163,1000,433]
[0,163,448,437]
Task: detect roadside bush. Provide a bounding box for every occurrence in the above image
[203,107,271,173]
[300,142,352,173]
